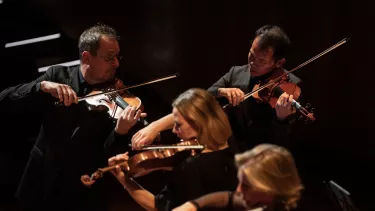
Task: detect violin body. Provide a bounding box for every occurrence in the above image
[80,139,204,187]
[246,68,315,121]
[252,68,301,108]
[125,148,192,178]
[81,78,152,126]
[84,89,143,119]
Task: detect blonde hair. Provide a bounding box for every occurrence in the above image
[235,144,303,211]
[172,88,232,150]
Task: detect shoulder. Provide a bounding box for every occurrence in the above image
[226,65,249,79]
[230,64,249,74]
[44,65,78,81]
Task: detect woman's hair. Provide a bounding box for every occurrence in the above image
[235,144,303,211]
[172,88,231,150]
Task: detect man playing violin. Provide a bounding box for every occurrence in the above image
[206,25,302,152]
[0,23,143,211]
[108,88,238,211]
[132,25,300,152]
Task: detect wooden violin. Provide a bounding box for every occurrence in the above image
[55,73,179,126]
[80,139,205,187]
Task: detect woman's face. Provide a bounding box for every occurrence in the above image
[236,169,275,208]
[172,107,198,141]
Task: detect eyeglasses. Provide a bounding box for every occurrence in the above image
[99,54,122,63]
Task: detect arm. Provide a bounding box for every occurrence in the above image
[207,66,235,97]
[131,113,174,149]
[270,92,300,147]
[269,119,294,149]
[207,66,245,106]
[173,191,250,211]
[124,177,157,211]
[104,106,147,155]
[172,191,233,211]
[108,153,157,211]
[0,66,78,109]
[0,68,52,108]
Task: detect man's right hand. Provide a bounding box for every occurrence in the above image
[40,81,78,106]
[218,88,245,106]
[131,124,159,150]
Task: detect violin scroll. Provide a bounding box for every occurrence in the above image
[297,102,316,123]
[80,160,129,187]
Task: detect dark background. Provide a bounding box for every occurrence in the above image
[0,0,373,210]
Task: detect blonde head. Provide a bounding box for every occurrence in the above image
[235,144,303,211]
[172,88,232,150]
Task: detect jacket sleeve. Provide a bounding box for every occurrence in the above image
[103,129,132,157]
[0,67,55,109]
[269,86,306,147]
[103,120,146,157]
[207,66,235,97]
[269,114,297,148]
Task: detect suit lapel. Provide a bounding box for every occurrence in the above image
[240,65,251,93]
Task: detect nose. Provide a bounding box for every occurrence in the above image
[111,56,120,69]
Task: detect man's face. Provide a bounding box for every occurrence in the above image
[88,35,120,83]
[248,36,277,77]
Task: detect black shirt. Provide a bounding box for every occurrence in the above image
[155,147,238,211]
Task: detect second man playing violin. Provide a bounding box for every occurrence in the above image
[131,25,301,153]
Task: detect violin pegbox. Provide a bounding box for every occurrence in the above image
[298,102,316,123]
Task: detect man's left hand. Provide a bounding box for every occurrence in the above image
[275,92,295,121]
[115,106,147,135]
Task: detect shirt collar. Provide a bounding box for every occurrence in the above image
[78,68,86,84]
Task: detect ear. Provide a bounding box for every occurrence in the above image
[81,51,91,64]
[275,58,286,68]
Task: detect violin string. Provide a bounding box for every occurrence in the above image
[273,85,285,98]
[141,145,205,150]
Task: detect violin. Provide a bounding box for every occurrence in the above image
[80,139,205,187]
[84,78,148,124]
[223,38,350,122]
[251,67,316,122]
[55,73,179,126]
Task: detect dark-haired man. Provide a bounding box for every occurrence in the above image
[131,25,300,153]
[207,25,301,152]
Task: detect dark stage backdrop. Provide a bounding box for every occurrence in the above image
[0,0,373,210]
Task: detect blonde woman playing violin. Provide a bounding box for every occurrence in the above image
[108,88,238,211]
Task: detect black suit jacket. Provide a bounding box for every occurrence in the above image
[0,65,131,210]
[207,64,301,152]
